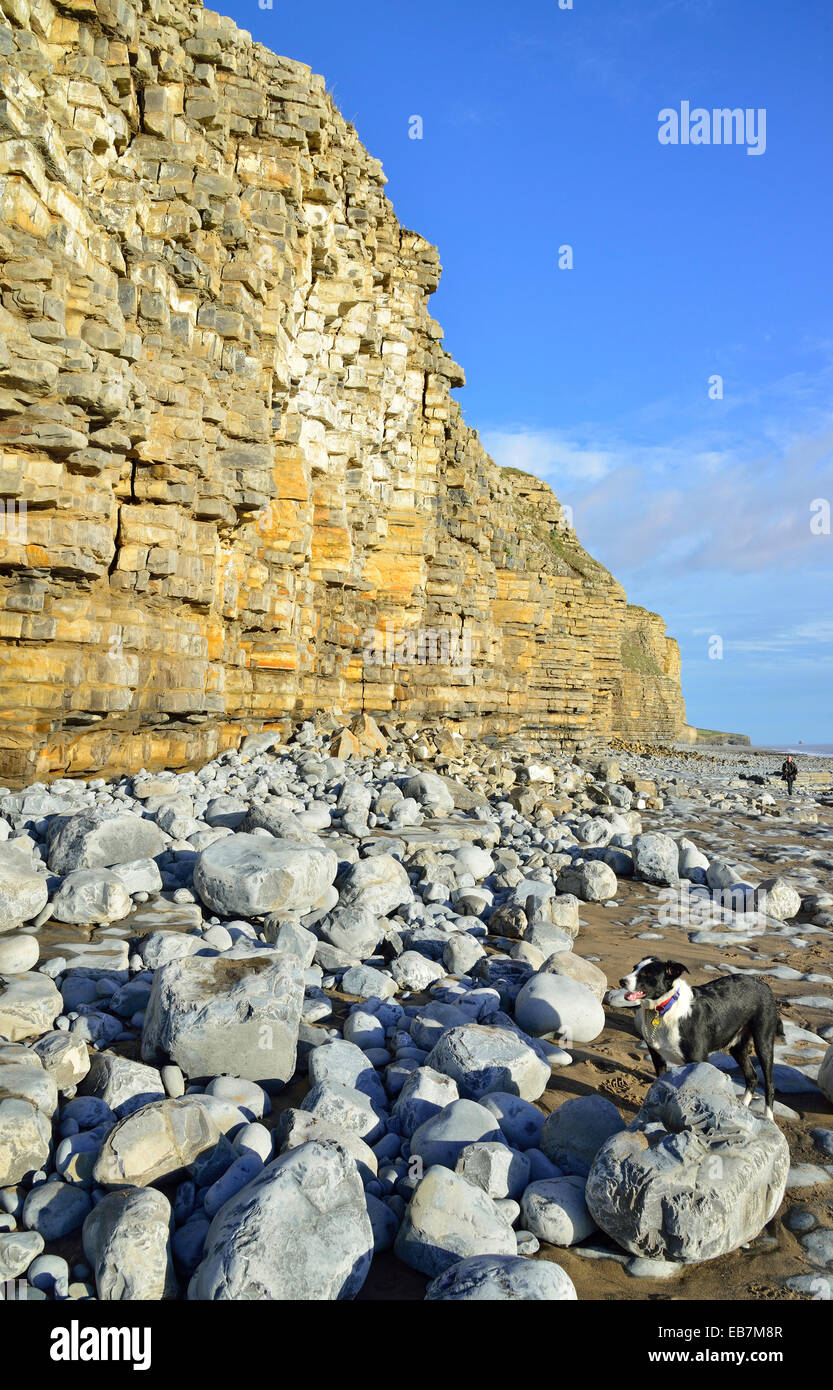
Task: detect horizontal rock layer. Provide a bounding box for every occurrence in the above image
[0,0,687,781]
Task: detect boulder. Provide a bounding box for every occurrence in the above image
[80,1052,165,1118]
[392,1066,460,1138]
[275,1109,378,1185]
[141,950,304,1084]
[340,963,397,999]
[83,1188,176,1300]
[0,1230,44,1282]
[300,1081,385,1145]
[443,932,487,976]
[391,950,446,991]
[678,839,709,882]
[426,1024,550,1103]
[193,834,338,917]
[189,1140,373,1300]
[33,1032,90,1090]
[487,904,527,940]
[540,1096,625,1176]
[239,802,324,844]
[22,1181,91,1240]
[47,809,166,875]
[50,868,132,924]
[480,1091,546,1150]
[585,1063,790,1262]
[400,773,455,817]
[318,904,383,959]
[522,920,574,956]
[336,854,412,917]
[540,951,607,1002]
[343,1007,385,1051]
[410,1098,507,1169]
[632,833,680,887]
[520,1174,597,1246]
[754,876,801,921]
[514,973,605,1043]
[265,919,317,966]
[0,933,39,975]
[0,843,49,932]
[455,1141,531,1200]
[0,1097,52,1184]
[135,930,200,970]
[307,1039,387,1108]
[425,1253,577,1300]
[0,973,62,1042]
[394,1165,515,1276]
[0,1059,58,1116]
[92,1097,224,1188]
[706,859,743,892]
[556,861,617,903]
[110,858,163,895]
[547,894,581,938]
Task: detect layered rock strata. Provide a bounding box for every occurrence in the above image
[0,0,687,781]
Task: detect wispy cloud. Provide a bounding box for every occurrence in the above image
[481,365,833,579]
[481,428,617,483]
[731,619,833,654]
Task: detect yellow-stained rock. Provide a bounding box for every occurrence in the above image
[0,0,689,784]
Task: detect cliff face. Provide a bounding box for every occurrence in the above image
[0,0,687,781]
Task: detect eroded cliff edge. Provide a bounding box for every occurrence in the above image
[0,0,688,780]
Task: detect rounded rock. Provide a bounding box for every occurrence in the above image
[425,1252,576,1300]
[514,973,605,1044]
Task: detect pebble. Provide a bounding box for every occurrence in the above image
[785,1164,832,1189]
[784,1208,817,1233]
[626,1256,684,1279]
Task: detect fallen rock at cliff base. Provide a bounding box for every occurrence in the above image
[141,949,305,1084]
[0,1097,52,1185]
[83,1187,177,1301]
[425,1253,577,1300]
[46,809,166,875]
[193,833,338,917]
[520,1174,598,1246]
[514,972,606,1043]
[425,1024,551,1102]
[92,1096,224,1188]
[0,846,50,933]
[410,1098,507,1169]
[188,1140,373,1300]
[585,1063,790,1263]
[394,1164,516,1276]
[0,933,40,975]
[556,861,618,902]
[0,973,63,1043]
[632,832,681,886]
[540,1095,626,1176]
[50,868,133,924]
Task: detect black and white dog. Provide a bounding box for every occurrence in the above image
[620,957,784,1120]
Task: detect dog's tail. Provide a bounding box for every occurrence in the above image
[776,1014,785,1040]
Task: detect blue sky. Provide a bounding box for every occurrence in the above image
[226,0,833,743]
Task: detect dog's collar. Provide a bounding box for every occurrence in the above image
[650,988,680,1026]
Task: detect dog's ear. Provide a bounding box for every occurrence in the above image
[667,962,687,980]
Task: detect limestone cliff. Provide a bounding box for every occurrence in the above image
[0,0,688,781]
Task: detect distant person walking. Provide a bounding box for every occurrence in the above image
[780,754,798,797]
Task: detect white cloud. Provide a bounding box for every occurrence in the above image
[480,428,617,484]
[482,395,833,579]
